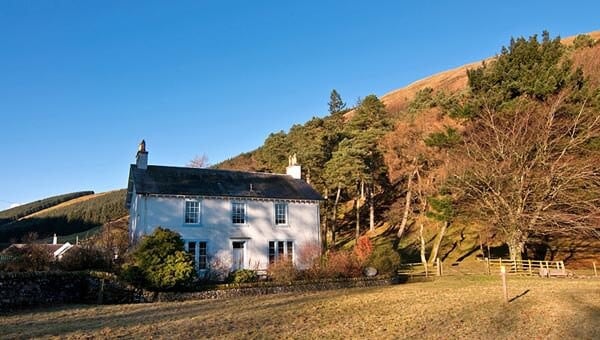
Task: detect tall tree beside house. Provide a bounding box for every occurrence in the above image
[324,138,366,243]
[324,95,391,242]
[448,32,600,261]
[328,89,347,114]
[347,95,392,234]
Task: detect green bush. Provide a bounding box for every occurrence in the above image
[424,127,462,149]
[573,34,596,49]
[120,227,196,290]
[229,269,258,283]
[367,243,401,274]
[119,263,146,287]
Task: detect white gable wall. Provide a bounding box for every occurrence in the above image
[130,194,320,271]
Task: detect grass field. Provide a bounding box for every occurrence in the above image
[2,276,599,339]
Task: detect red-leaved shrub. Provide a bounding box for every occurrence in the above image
[354,236,373,267]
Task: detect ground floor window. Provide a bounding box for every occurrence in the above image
[185,240,207,270]
[268,240,293,264]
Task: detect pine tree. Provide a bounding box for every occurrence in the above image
[328,89,346,114]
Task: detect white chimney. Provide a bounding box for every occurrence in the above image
[286,153,301,179]
[136,140,148,170]
[52,233,57,245]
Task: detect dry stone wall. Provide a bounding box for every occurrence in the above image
[0,272,138,311]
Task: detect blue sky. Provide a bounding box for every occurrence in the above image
[1,0,599,210]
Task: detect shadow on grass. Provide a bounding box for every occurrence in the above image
[3,289,364,338]
[508,289,530,303]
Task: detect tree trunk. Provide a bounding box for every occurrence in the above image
[369,184,375,232]
[507,230,527,261]
[332,184,341,246]
[397,168,417,239]
[361,180,365,199]
[429,221,448,264]
[419,224,428,277]
[322,188,328,251]
[355,196,361,242]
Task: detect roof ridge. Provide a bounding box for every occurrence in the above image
[139,164,293,177]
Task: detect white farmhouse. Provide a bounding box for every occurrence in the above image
[126,141,322,274]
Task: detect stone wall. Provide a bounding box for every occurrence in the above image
[1,272,399,311]
[142,276,399,302]
[0,271,139,311]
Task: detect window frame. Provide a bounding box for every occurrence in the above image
[231,201,247,225]
[184,199,201,225]
[185,240,208,271]
[274,202,288,226]
[268,240,294,264]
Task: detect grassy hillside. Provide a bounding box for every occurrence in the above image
[0,189,128,243]
[215,31,600,265]
[0,191,94,226]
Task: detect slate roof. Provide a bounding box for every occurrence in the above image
[126,165,323,208]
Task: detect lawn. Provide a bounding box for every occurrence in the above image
[1,276,598,339]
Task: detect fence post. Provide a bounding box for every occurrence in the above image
[97,278,105,305]
[593,262,597,277]
[528,259,532,276]
[500,266,508,303]
[485,258,490,275]
[436,258,442,276]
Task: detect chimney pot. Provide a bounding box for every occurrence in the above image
[286,154,301,179]
[136,140,148,170]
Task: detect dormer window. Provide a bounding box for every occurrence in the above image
[185,200,200,224]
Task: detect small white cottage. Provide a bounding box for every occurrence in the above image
[126,141,322,274]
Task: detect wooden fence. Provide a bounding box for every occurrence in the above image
[397,259,443,278]
[397,258,572,277]
[481,258,567,276]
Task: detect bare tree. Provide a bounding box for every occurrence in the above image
[450,94,600,260]
[187,154,210,168]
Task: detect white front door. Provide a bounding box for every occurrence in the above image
[232,241,245,271]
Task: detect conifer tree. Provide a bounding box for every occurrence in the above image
[328,89,346,114]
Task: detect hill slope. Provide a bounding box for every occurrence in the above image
[216,31,600,266]
[0,189,128,244]
[0,191,94,226]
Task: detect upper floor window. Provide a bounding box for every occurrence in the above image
[275,202,288,225]
[185,200,200,224]
[232,202,246,224]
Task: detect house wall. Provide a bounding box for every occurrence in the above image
[130,194,320,271]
